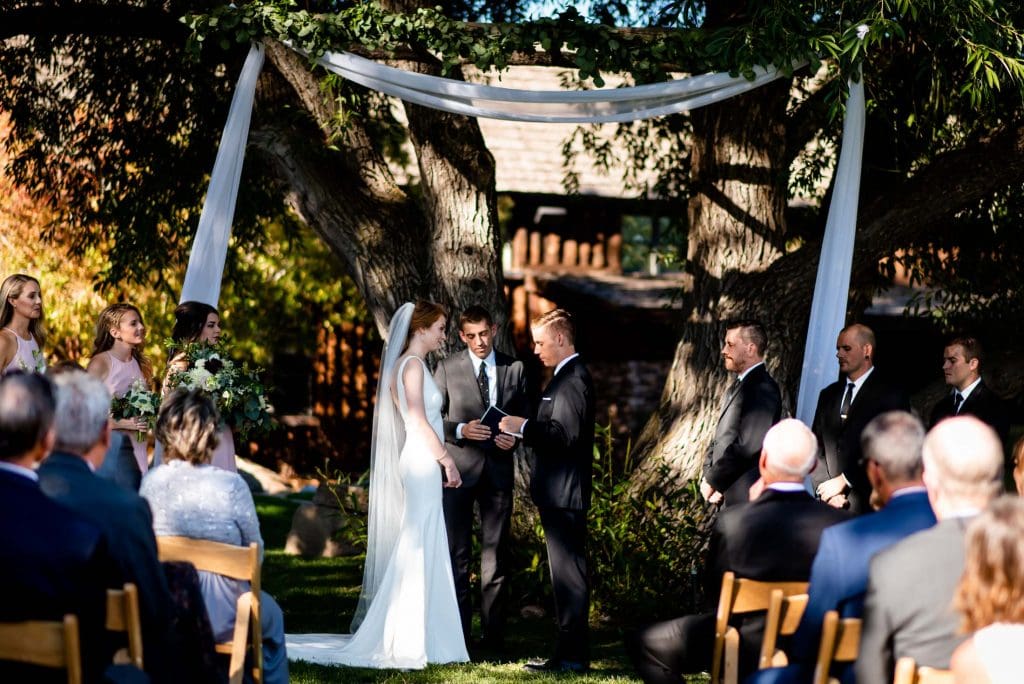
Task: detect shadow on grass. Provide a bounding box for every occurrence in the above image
[254,495,708,684]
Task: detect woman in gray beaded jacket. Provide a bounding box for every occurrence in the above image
[140,389,288,684]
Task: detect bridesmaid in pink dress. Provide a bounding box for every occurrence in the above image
[86,303,153,475]
[161,301,237,472]
[0,274,47,376]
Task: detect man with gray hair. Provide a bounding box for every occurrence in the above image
[748,411,937,684]
[37,370,176,683]
[627,419,848,683]
[857,415,1004,684]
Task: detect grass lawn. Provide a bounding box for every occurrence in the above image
[255,495,708,683]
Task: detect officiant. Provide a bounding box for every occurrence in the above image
[434,305,529,652]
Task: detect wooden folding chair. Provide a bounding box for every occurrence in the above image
[759,590,809,668]
[812,610,862,684]
[893,657,954,684]
[157,536,262,684]
[710,571,809,684]
[106,582,143,669]
[0,614,82,683]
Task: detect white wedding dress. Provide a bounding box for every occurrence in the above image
[286,354,469,669]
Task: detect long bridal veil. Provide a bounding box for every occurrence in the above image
[350,302,414,631]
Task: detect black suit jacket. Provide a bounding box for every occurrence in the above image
[38,452,174,682]
[703,364,783,505]
[0,467,116,683]
[707,488,851,674]
[434,349,529,490]
[524,357,595,511]
[810,370,910,512]
[929,380,1010,444]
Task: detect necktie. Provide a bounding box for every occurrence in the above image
[952,391,964,415]
[720,378,741,413]
[840,381,855,421]
[477,361,490,406]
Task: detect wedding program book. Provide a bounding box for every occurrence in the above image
[480,404,523,441]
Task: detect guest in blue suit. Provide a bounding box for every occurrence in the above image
[0,372,117,683]
[38,369,176,683]
[745,411,937,684]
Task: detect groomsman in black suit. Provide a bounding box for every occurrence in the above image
[700,319,783,508]
[434,306,528,651]
[0,372,117,683]
[811,324,910,514]
[929,335,1010,443]
[500,309,595,673]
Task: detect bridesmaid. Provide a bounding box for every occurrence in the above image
[0,274,47,375]
[87,303,153,478]
[160,301,237,472]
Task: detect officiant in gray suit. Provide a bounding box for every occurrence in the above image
[434,305,528,651]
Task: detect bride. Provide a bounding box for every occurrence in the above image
[288,301,469,668]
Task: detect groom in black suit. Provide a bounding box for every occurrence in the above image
[434,306,528,651]
[501,309,595,673]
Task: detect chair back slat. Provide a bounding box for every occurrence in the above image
[106,583,144,669]
[894,657,954,684]
[813,611,862,684]
[0,614,81,683]
[759,591,809,669]
[157,536,259,580]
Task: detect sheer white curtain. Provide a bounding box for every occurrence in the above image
[182,42,866,416]
[179,43,265,307]
[795,78,865,423]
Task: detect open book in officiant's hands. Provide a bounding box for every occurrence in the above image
[480,405,523,441]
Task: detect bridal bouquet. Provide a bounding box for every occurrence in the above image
[163,339,274,440]
[110,378,159,441]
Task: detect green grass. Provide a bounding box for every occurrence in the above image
[254,495,708,683]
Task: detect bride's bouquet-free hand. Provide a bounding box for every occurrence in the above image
[110,378,159,442]
[163,339,275,440]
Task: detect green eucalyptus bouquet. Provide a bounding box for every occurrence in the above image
[164,338,274,440]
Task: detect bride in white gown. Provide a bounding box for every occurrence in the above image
[287,301,469,669]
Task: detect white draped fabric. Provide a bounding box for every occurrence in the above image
[183,41,865,414]
[795,78,865,423]
[312,50,793,123]
[179,43,265,307]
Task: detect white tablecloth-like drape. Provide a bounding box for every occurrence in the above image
[183,42,865,416]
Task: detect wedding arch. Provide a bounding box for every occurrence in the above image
[181,41,866,423]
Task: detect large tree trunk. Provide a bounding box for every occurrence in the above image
[254,39,506,341]
[631,80,793,490]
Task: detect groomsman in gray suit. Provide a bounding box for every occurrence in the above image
[857,416,1004,684]
[434,306,528,651]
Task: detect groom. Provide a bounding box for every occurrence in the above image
[501,309,595,673]
[434,306,529,651]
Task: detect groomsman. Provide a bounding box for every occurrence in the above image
[701,319,783,508]
[500,309,595,673]
[434,306,528,651]
[928,335,1010,443]
[811,324,910,514]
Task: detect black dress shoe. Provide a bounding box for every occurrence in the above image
[523,658,589,673]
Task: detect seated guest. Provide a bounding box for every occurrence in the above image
[857,416,1003,684]
[928,335,1009,444]
[0,372,115,683]
[1011,435,1024,496]
[951,496,1024,684]
[140,389,288,684]
[745,411,936,684]
[38,370,175,683]
[626,419,849,684]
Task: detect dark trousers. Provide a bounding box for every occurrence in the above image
[625,613,714,684]
[96,433,142,492]
[443,475,513,644]
[539,506,590,664]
